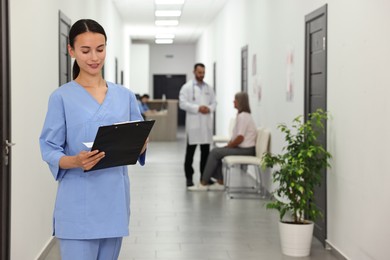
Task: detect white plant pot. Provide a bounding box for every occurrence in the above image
[278,221,314,257]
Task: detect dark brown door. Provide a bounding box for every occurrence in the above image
[304,4,328,246]
[153,74,186,126]
[213,62,216,135]
[0,0,11,259]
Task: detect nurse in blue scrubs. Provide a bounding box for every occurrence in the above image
[39,19,147,260]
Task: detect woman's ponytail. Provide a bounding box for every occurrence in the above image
[72,61,80,80]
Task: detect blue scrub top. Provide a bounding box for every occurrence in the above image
[39,81,145,239]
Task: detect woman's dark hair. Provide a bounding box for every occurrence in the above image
[235,92,251,113]
[68,19,107,80]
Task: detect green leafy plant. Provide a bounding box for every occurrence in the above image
[263,109,331,224]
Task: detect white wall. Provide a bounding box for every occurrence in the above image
[326,1,390,259]
[196,0,390,259]
[149,44,195,97]
[10,0,125,259]
[130,44,150,95]
[10,1,58,259]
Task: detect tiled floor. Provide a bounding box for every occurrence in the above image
[44,128,339,260]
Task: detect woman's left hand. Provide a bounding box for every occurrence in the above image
[140,137,149,155]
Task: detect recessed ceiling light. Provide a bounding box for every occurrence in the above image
[155,10,181,17]
[155,0,185,4]
[155,20,179,26]
[155,33,175,39]
[155,39,174,44]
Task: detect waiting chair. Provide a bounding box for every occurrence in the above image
[222,128,270,199]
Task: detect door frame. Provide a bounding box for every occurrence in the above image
[0,0,11,258]
[58,11,71,86]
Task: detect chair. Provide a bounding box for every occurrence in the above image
[212,117,235,147]
[222,128,270,199]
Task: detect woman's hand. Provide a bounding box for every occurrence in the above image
[225,135,244,148]
[140,137,149,155]
[59,150,105,171]
[76,150,106,171]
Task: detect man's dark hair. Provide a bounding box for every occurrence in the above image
[194,63,205,70]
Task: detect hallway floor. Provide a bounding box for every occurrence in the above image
[45,128,339,260]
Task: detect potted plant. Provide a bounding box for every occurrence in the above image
[263,109,331,257]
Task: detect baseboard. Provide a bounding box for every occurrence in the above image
[35,236,57,260]
[325,240,349,260]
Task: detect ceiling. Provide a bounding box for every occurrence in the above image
[112,0,229,44]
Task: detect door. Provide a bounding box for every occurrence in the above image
[304,4,328,246]
[213,62,216,135]
[59,11,71,85]
[0,0,11,259]
[241,45,248,92]
[153,74,186,126]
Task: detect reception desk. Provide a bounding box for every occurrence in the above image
[145,99,178,141]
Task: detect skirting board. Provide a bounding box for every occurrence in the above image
[35,236,57,260]
[326,240,349,260]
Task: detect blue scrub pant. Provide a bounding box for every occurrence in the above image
[58,237,123,260]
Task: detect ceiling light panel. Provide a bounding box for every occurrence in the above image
[155,39,174,44]
[155,0,185,4]
[155,10,181,17]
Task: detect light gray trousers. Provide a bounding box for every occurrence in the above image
[201,146,255,183]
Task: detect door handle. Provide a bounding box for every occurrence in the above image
[3,140,15,166]
[4,140,15,155]
[5,140,15,147]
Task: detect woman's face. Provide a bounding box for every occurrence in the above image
[69,32,106,77]
[234,99,238,109]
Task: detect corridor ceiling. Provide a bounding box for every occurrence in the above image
[112,0,229,44]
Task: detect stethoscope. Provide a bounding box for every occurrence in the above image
[192,82,196,101]
[192,80,209,101]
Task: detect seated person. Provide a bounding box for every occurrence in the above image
[188,92,257,191]
[138,94,156,117]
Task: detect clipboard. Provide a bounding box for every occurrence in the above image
[85,120,155,172]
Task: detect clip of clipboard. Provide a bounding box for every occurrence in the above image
[85,120,155,172]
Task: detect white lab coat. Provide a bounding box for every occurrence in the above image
[179,80,217,144]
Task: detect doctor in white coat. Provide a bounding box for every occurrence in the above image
[179,63,217,188]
